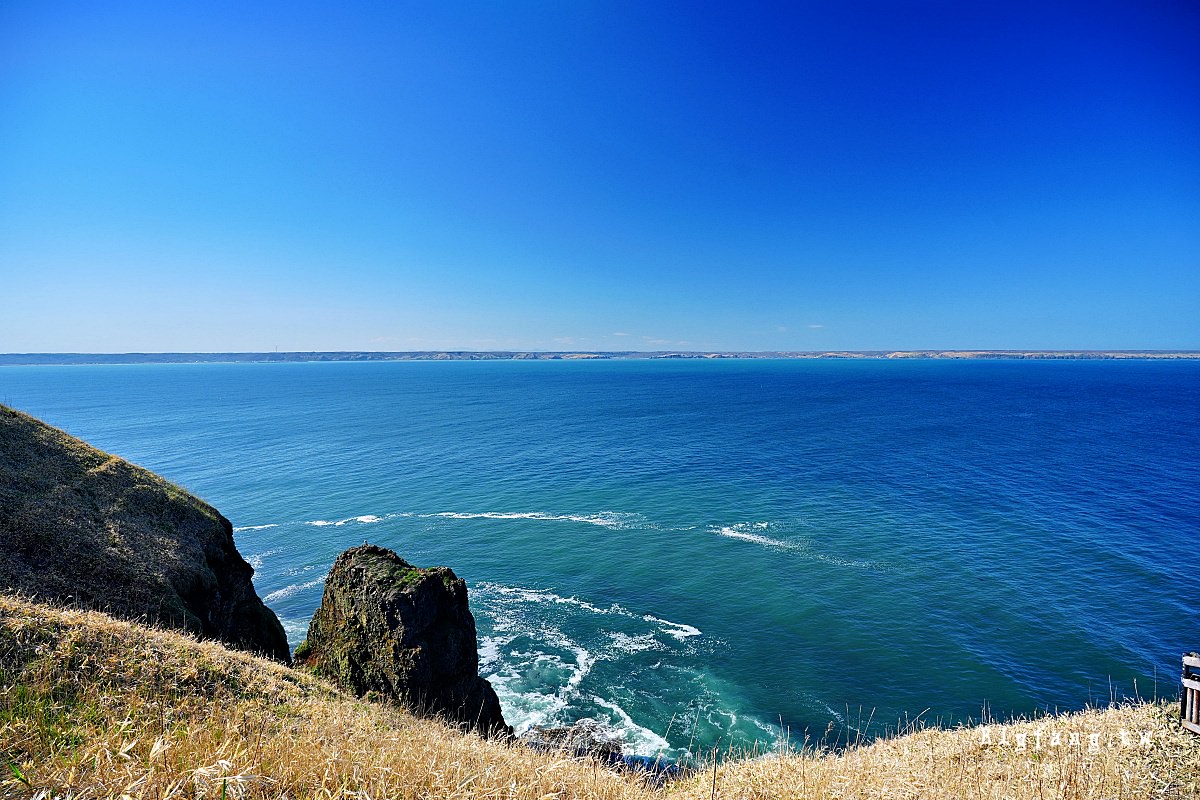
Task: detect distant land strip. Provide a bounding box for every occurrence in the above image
[2,350,1199,365]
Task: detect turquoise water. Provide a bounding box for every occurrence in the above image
[3,359,1197,758]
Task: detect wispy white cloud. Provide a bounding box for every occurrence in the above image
[807,324,825,329]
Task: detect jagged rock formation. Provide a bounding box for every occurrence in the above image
[0,404,290,663]
[295,544,511,738]
[522,719,625,763]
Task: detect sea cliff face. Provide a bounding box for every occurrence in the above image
[0,404,290,663]
[295,544,511,738]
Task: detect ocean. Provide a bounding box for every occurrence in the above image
[3,358,1197,759]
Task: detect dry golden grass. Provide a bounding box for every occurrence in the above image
[2,594,1197,799]
[704,701,1199,799]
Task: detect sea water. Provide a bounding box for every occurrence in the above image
[3,358,1197,759]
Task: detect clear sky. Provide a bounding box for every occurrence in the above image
[1,1,1197,352]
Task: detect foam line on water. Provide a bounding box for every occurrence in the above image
[305,513,390,527]
[477,583,624,617]
[422,510,644,529]
[263,574,327,603]
[232,523,279,532]
[479,583,704,643]
[590,696,674,757]
[713,522,887,571]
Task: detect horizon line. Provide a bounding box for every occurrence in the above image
[2,348,1199,365]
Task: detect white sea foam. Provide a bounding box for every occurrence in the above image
[642,615,702,640]
[479,583,703,645]
[336,514,382,525]
[818,701,845,724]
[279,618,310,638]
[477,583,619,617]
[590,696,674,756]
[245,548,283,570]
[716,523,794,549]
[485,674,569,735]
[304,513,388,527]
[422,510,642,529]
[714,523,886,570]
[478,635,512,670]
[483,645,591,735]
[232,523,279,532]
[473,580,710,752]
[607,632,663,655]
[566,646,594,693]
[720,529,785,546]
[263,574,327,603]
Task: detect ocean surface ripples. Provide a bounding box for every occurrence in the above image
[3,358,1197,758]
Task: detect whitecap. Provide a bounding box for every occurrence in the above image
[561,511,644,529]
[642,614,702,640]
[305,520,336,527]
[716,523,794,550]
[713,523,887,571]
[232,523,279,532]
[335,514,383,525]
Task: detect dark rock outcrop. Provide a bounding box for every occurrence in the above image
[522,720,688,783]
[295,544,511,738]
[522,719,625,763]
[0,404,290,664]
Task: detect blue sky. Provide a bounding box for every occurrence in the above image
[1,1,1197,352]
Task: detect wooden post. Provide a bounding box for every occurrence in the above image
[1183,653,1200,735]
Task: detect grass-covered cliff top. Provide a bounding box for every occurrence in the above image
[2,594,1196,799]
[0,404,289,661]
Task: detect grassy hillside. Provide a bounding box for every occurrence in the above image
[0,404,289,662]
[2,594,1196,799]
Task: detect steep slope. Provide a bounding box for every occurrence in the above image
[2,594,1195,799]
[295,544,510,738]
[0,404,290,662]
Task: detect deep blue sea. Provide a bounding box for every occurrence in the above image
[3,359,1198,759]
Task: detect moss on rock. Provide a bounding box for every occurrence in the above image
[295,544,511,738]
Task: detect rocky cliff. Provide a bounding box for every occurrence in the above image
[0,404,290,663]
[295,544,511,738]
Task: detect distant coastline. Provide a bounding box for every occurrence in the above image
[1,350,1198,366]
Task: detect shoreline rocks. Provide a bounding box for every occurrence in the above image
[295,544,511,738]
